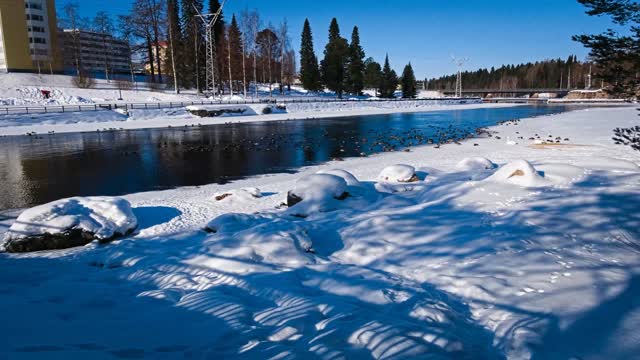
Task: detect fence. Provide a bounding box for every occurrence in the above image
[0,97,481,116]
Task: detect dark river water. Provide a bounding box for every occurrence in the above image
[0,105,578,209]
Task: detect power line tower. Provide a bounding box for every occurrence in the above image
[194,0,227,95]
[451,55,469,98]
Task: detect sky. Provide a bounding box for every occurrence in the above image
[57,0,621,78]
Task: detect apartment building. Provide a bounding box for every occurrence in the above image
[59,29,132,76]
[0,0,61,73]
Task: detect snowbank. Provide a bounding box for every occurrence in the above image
[2,197,137,252]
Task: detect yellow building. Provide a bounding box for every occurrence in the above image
[0,0,62,73]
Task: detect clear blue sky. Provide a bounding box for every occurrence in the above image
[57,0,619,78]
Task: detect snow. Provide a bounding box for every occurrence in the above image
[286,174,349,217]
[485,159,549,187]
[317,169,362,187]
[2,196,137,248]
[0,106,639,359]
[378,164,417,182]
[456,157,497,171]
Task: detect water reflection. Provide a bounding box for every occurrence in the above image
[0,105,574,209]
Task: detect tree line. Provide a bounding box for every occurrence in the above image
[300,18,417,98]
[59,0,296,96]
[573,0,639,98]
[58,1,418,98]
[427,56,599,92]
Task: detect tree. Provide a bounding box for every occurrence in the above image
[401,62,417,98]
[240,9,260,97]
[348,26,365,95]
[166,0,182,92]
[380,54,398,98]
[92,11,114,82]
[573,0,640,97]
[299,19,322,92]
[60,2,86,75]
[256,26,279,96]
[210,0,226,94]
[363,57,382,96]
[181,0,204,90]
[277,19,291,94]
[226,15,243,96]
[321,18,350,98]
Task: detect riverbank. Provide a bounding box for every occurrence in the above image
[1,106,639,359]
[0,101,507,136]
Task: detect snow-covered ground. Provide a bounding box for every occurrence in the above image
[1,106,639,359]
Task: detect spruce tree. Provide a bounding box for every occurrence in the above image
[348,26,365,95]
[167,0,183,91]
[380,54,398,98]
[181,0,204,90]
[573,0,640,97]
[363,57,383,96]
[300,19,322,91]
[320,18,350,98]
[401,62,417,98]
[227,15,244,94]
[210,0,226,93]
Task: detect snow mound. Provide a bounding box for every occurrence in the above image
[286,174,349,217]
[197,214,314,273]
[213,187,262,202]
[288,174,348,203]
[485,160,548,187]
[378,164,418,183]
[2,197,137,252]
[456,157,497,172]
[317,169,361,187]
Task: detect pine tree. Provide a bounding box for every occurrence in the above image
[401,62,417,98]
[573,0,640,97]
[320,18,350,98]
[380,54,398,98]
[363,57,382,96]
[227,15,243,94]
[300,19,322,91]
[209,0,226,93]
[167,0,183,92]
[348,26,365,95]
[181,0,204,90]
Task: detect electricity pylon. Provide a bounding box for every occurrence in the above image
[194,0,227,94]
[451,55,469,98]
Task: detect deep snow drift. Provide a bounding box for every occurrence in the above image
[0,106,639,359]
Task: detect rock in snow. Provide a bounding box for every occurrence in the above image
[287,174,349,207]
[213,187,262,202]
[316,169,361,187]
[456,157,497,171]
[378,164,419,183]
[2,197,137,253]
[485,160,548,187]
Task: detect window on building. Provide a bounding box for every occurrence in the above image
[26,2,44,10]
[29,37,47,44]
[26,14,44,21]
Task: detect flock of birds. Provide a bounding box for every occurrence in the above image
[19,117,575,160]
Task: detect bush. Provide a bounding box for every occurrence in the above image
[72,70,95,89]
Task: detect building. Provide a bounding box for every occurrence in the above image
[59,29,131,77]
[0,0,62,73]
[144,41,169,75]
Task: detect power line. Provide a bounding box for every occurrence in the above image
[194,0,227,94]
